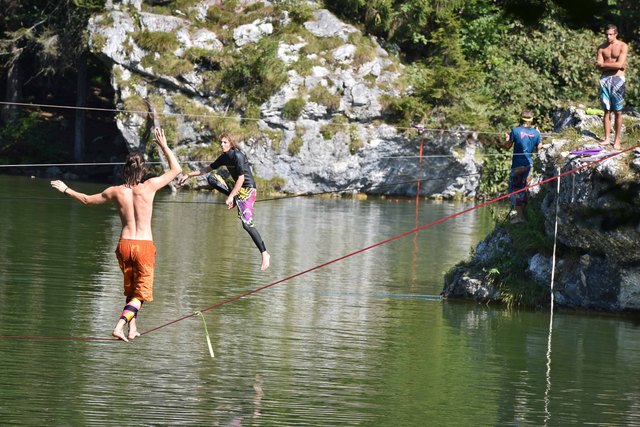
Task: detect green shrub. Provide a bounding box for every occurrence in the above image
[0,111,65,164]
[320,123,336,140]
[242,104,261,130]
[477,142,511,198]
[277,0,317,24]
[308,85,341,112]
[220,39,289,106]
[381,94,427,128]
[288,135,304,155]
[256,176,286,194]
[172,94,242,136]
[133,30,179,52]
[282,97,306,120]
[348,125,363,153]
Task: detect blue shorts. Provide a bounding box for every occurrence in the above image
[509,166,531,207]
[599,75,625,111]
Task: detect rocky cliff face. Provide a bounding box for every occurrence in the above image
[87,0,481,198]
[443,108,640,311]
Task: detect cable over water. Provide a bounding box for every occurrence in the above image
[1,144,636,341]
[140,144,639,337]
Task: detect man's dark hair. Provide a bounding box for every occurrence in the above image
[605,24,618,34]
[123,151,146,186]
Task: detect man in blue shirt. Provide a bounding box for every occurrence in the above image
[504,111,542,224]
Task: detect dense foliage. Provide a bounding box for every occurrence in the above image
[0,0,108,164]
[326,0,640,131]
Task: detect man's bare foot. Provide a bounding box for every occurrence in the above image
[112,328,129,342]
[113,319,129,342]
[127,318,141,340]
[260,251,270,271]
[599,139,612,147]
[613,142,622,150]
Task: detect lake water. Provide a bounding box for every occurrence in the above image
[1,174,639,426]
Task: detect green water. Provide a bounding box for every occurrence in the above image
[1,174,639,426]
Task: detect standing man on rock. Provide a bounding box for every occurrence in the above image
[596,24,628,150]
[51,128,181,342]
[504,111,542,224]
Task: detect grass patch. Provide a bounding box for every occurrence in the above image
[256,176,286,194]
[220,38,289,106]
[288,136,303,155]
[348,124,363,154]
[140,53,193,77]
[190,144,221,161]
[91,33,107,52]
[282,97,306,120]
[260,129,284,151]
[290,53,318,77]
[172,94,241,136]
[241,104,261,132]
[123,95,148,117]
[300,35,344,58]
[308,85,341,112]
[133,30,179,53]
[320,123,335,140]
[339,32,379,67]
[320,114,348,139]
[276,0,317,25]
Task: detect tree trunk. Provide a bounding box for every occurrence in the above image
[1,46,23,125]
[74,53,87,162]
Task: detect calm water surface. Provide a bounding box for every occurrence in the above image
[1,174,639,426]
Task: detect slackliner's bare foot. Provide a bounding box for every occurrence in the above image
[261,251,270,271]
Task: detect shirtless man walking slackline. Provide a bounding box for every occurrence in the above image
[596,24,629,150]
[51,128,181,342]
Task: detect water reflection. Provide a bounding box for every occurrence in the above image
[1,175,640,426]
[440,302,640,426]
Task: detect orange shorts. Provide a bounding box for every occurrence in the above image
[115,239,156,302]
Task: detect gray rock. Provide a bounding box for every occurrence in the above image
[332,44,356,63]
[444,107,640,311]
[304,9,357,40]
[233,21,273,47]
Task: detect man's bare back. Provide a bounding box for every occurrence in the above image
[103,179,167,240]
[52,128,180,241]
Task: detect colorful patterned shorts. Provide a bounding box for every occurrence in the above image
[600,75,625,111]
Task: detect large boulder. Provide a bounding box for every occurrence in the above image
[88,2,483,198]
[443,109,640,311]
